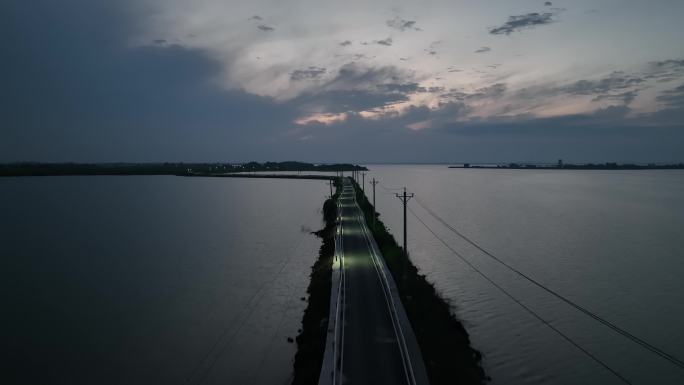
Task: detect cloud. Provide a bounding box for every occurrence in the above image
[592,90,639,105]
[545,2,552,6]
[339,40,352,46]
[644,59,684,82]
[250,15,263,20]
[1,0,305,162]
[325,63,409,89]
[5,0,684,164]
[474,46,491,53]
[515,71,645,106]
[443,83,507,102]
[652,59,684,68]
[386,17,418,31]
[375,37,393,46]
[257,24,274,32]
[375,83,422,93]
[561,72,644,98]
[657,84,684,108]
[490,12,556,35]
[291,63,425,114]
[290,66,327,81]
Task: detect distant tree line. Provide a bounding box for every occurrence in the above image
[0,162,367,176]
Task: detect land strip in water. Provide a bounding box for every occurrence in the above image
[350,179,487,385]
[292,178,487,385]
[291,179,341,385]
[450,162,684,170]
[0,162,366,177]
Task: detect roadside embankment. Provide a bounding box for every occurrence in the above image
[291,179,341,385]
[351,179,487,385]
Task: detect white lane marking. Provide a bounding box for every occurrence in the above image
[352,183,417,385]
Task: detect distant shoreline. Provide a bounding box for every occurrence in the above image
[0,162,366,177]
[449,162,684,170]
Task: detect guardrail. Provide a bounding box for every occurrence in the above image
[331,194,346,385]
[352,183,418,385]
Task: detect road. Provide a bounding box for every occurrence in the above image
[320,177,429,385]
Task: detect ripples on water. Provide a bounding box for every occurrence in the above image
[0,176,329,385]
[3,170,683,384]
[365,165,684,384]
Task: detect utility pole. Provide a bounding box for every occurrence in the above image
[395,188,414,278]
[362,173,366,194]
[370,178,379,230]
[329,179,333,198]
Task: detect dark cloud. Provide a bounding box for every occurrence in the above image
[376,83,422,93]
[443,83,507,102]
[656,84,684,108]
[1,0,302,162]
[352,53,372,60]
[291,99,684,164]
[561,72,643,99]
[643,59,684,82]
[339,40,352,46]
[386,17,418,32]
[296,90,408,114]
[490,12,556,35]
[375,37,393,46]
[290,66,327,81]
[474,46,491,53]
[652,59,684,68]
[592,90,639,105]
[516,72,644,106]
[250,15,263,20]
[323,63,409,91]
[153,39,167,45]
[257,24,274,32]
[545,2,553,6]
[3,1,684,164]
[291,63,424,114]
[373,83,443,94]
[424,40,442,56]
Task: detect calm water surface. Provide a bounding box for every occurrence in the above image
[3,170,683,384]
[1,176,329,385]
[365,165,684,384]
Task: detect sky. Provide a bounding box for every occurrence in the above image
[3,0,684,163]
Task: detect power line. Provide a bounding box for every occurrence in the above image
[407,206,633,384]
[412,197,684,371]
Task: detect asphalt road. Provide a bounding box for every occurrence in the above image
[337,179,413,385]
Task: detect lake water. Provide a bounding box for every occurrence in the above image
[3,170,683,385]
[0,176,329,385]
[363,165,684,384]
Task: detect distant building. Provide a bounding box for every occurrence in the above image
[558,159,563,168]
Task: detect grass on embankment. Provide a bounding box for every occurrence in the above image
[351,179,487,385]
[291,179,341,385]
